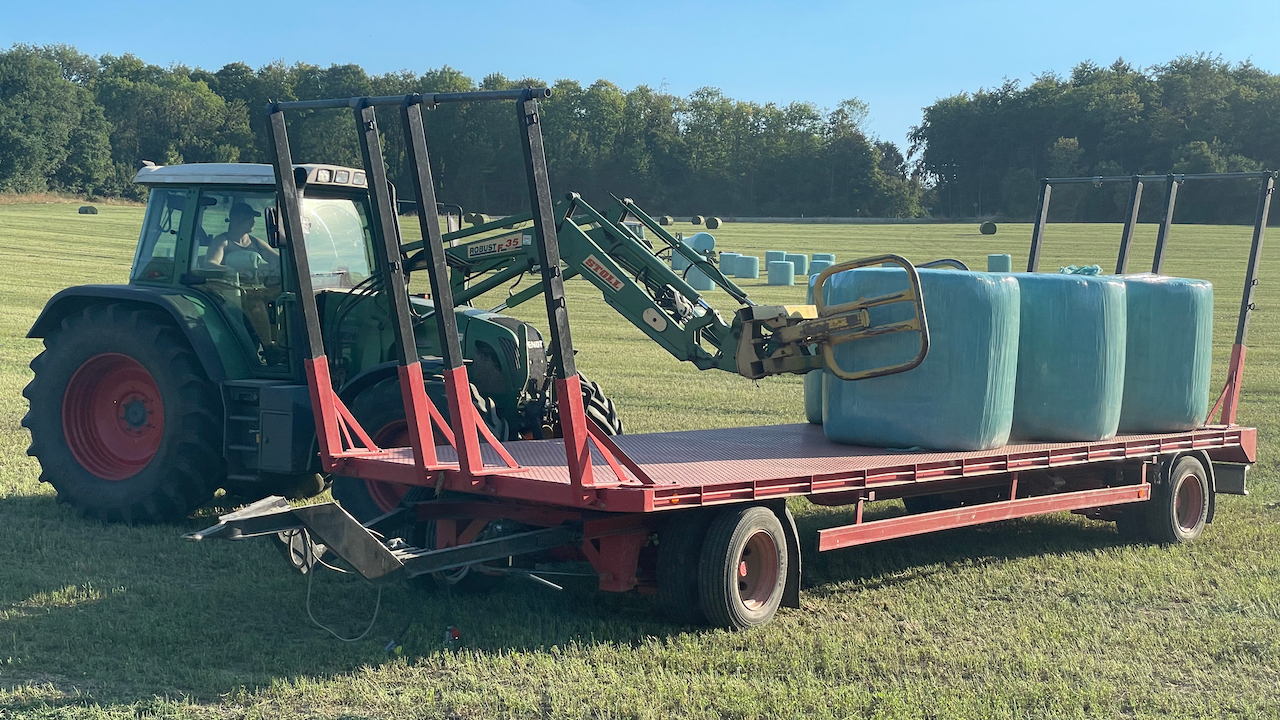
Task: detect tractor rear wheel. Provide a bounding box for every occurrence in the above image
[330,375,508,524]
[22,304,224,523]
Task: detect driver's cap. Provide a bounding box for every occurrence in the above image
[229,202,262,219]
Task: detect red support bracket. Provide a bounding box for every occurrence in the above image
[1208,343,1247,426]
[581,530,649,592]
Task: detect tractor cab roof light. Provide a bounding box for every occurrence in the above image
[315,169,332,183]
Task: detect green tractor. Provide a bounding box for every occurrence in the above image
[22,161,620,523]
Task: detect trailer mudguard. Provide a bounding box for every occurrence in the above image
[27,284,255,382]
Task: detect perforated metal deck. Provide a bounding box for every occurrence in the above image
[365,423,1255,513]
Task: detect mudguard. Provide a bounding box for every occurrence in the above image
[27,284,255,382]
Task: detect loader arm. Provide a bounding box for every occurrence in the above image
[403,195,928,380]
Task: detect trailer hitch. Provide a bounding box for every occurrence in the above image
[185,496,581,582]
[734,254,930,380]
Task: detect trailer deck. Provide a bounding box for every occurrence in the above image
[335,423,1255,513]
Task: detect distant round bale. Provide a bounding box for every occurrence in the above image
[736,255,760,279]
[659,215,674,226]
[691,215,705,225]
[767,261,796,286]
[78,206,98,215]
[470,213,489,225]
[980,221,998,235]
[705,216,722,229]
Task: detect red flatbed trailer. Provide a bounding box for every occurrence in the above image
[189,92,1271,630]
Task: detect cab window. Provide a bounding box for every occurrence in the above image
[300,196,376,289]
[186,190,286,369]
[130,189,186,283]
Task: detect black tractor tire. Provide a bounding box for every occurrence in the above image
[22,304,224,523]
[331,375,508,524]
[696,505,789,630]
[657,510,715,625]
[548,375,623,436]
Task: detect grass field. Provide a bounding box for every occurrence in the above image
[1,201,1278,719]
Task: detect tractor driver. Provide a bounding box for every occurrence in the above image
[205,201,279,269]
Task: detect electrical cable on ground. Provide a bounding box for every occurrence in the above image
[303,530,383,642]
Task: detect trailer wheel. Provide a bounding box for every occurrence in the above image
[22,304,224,523]
[331,376,508,523]
[697,506,788,630]
[657,512,714,625]
[1148,456,1211,544]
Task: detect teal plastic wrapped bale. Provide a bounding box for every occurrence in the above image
[765,250,787,264]
[823,268,1020,450]
[784,253,808,275]
[718,252,741,277]
[671,253,691,272]
[688,232,716,252]
[1012,274,1127,441]
[987,253,1012,272]
[1118,275,1213,433]
[809,259,833,276]
[736,255,760,279]
[804,371,825,424]
[687,266,715,291]
[813,253,836,263]
[767,261,795,285]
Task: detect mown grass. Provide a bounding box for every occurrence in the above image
[1,203,1277,718]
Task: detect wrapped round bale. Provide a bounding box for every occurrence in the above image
[823,268,1020,450]
[736,255,760,279]
[686,266,715,291]
[987,253,1013,272]
[718,252,741,276]
[783,253,808,275]
[671,253,691,272]
[1012,274,1127,441]
[78,206,98,215]
[706,217,722,229]
[980,221,997,235]
[809,259,833,276]
[1118,275,1213,433]
[688,232,716,252]
[767,261,795,286]
[659,215,674,226]
[691,215,705,225]
[765,250,787,264]
[812,253,835,263]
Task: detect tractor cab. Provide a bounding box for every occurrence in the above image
[131,163,380,373]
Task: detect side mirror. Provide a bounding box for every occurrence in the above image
[264,207,286,248]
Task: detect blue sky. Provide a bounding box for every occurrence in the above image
[5,0,1277,146]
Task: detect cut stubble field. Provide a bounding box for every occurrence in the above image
[0,201,1277,719]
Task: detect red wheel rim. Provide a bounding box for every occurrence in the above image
[364,422,412,513]
[61,353,165,481]
[1175,473,1205,532]
[736,530,780,610]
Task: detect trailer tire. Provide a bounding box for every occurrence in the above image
[331,376,508,524]
[657,511,714,625]
[22,304,224,523]
[1147,456,1211,544]
[697,506,788,630]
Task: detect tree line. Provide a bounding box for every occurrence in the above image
[1,45,1275,222]
[911,56,1280,224]
[0,44,919,218]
